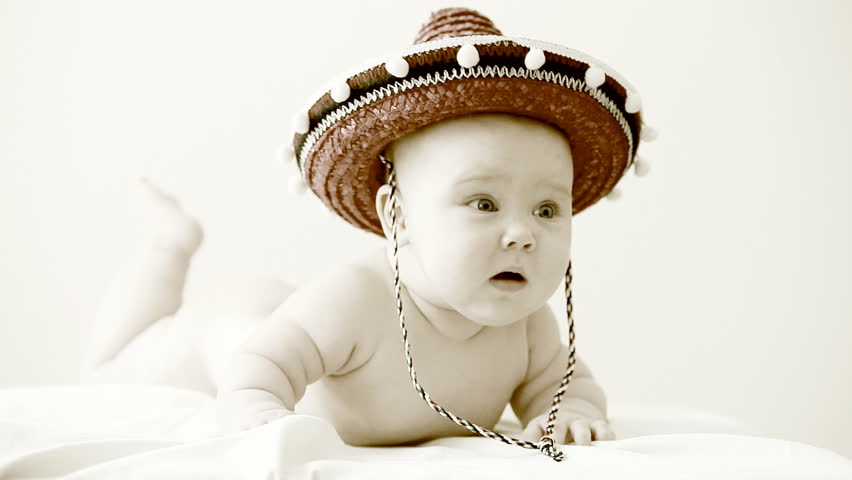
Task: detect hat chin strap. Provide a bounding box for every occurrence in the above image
[378,153,577,462]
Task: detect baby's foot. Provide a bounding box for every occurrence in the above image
[135,177,204,253]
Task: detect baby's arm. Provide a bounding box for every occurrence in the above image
[216,264,378,434]
[510,305,614,445]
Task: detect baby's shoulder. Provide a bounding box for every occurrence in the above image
[288,252,386,314]
[267,250,387,352]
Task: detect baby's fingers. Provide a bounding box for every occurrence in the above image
[568,419,592,446]
[520,416,544,443]
[521,415,568,445]
[248,408,293,429]
[590,420,616,441]
[520,416,607,446]
[552,418,570,446]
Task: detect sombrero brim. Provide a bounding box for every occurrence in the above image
[292,35,642,237]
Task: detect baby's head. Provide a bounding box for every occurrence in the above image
[375,113,574,327]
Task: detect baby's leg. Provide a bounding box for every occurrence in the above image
[79,178,209,390]
[80,178,297,395]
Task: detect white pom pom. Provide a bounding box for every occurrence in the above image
[292,111,310,135]
[585,65,606,88]
[640,124,658,142]
[287,172,308,195]
[385,57,410,78]
[330,81,351,103]
[275,143,294,164]
[456,44,480,68]
[524,48,546,70]
[605,187,622,201]
[633,156,650,177]
[625,92,642,113]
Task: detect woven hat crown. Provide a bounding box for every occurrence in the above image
[414,7,503,43]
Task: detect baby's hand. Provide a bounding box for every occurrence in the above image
[216,389,295,435]
[217,406,294,434]
[245,408,295,430]
[519,410,615,446]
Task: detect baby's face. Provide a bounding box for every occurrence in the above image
[385,114,574,326]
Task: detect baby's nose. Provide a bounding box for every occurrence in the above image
[504,238,533,250]
[501,225,535,251]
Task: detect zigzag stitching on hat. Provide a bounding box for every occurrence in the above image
[298,66,634,175]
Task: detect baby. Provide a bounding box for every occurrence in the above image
[80,114,613,452]
[81,5,652,460]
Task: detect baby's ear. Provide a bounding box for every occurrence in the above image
[375,184,409,246]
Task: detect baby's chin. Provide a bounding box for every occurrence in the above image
[449,287,550,326]
[469,316,525,327]
[460,304,535,327]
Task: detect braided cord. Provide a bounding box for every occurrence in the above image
[378,153,576,462]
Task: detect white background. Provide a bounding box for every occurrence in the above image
[2,0,850,458]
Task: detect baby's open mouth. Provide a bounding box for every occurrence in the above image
[491,271,526,281]
[490,271,527,292]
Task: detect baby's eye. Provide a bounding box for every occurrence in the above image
[534,202,560,219]
[468,197,498,212]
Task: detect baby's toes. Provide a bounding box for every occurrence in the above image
[136,177,181,209]
[135,177,204,252]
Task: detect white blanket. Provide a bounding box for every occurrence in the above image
[0,385,849,479]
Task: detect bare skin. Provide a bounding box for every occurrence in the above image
[82,114,615,447]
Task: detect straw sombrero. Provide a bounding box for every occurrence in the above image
[280,7,656,236]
